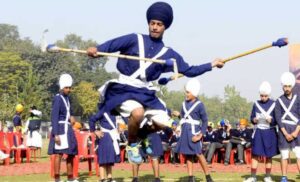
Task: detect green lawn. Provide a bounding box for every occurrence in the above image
[1,170,299,182]
[1,139,299,181]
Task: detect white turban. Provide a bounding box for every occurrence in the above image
[31,109,42,117]
[259,81,272,95]
[185,79,201,97]
[281,72,296,87]
[59,73,73,90]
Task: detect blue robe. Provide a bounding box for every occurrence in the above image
[92,33,212,120]
[250,99,278,157]
[13,114,22,127]
[48,94,78,155]
[89,112,120,165]
[176,99,208,155]
[275,94,300,149]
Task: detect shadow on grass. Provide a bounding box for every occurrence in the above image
[175,176,204,182]
[137,174,166,182]
[61,171,126,182]
[241,174,297,182]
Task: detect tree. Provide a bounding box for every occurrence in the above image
[222,85,252,122]
[17,68,47,119]
[0,52,31,97]
[0,24,20,51]
[71,81,99,120]
[199,94,224,124]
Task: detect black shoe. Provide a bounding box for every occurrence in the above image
[235,160,245,165]
[206,178,214,182]
[224,161,229,166]
[207,161,212,165]
[132,177,139,182]
[188,176,196,182]
[153,178,161,182]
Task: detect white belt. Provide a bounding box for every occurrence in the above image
[282,119,297,125]
[101,127,120,155]
[119,74,158,91]
[257,123,271,129]
[58,121,70,125]
[252,124,273,138]
[180,119,200,135]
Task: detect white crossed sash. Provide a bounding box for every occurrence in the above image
[180,101,201,135]
[254,101,275,129]
[278,95,298,125]
[102,112,120,155]
[130,34,168,80]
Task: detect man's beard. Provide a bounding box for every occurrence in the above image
[284,90,292,96]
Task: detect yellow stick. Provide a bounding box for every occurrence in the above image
[223,44,272,63]
[56,47,166,64]
[168,44,274,81]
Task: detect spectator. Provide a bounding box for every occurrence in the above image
[203,122,217,158]
[231,119,252,165]
[206,119,233,165]
[24,106,43,149]
[13,104,24,133]
[169,121,180,163]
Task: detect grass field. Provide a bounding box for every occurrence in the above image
[1,139,300,182]
[1,170,299,182]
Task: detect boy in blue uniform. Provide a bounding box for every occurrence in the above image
[176,79,213,182]
[206,119,233,166]
[274,72,300,182]
[169,121,180,163]
[203,122,217,158]
[48,74,78,182]
[13,104,24,133]
[233,119,252,165]
[87,2,224,164]
[244,81,278,182]
[89,110,120,182]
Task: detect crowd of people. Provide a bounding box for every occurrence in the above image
[44,70,300,182]
[0,104,43,161]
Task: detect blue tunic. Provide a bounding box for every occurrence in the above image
[250,99,278,157]
[13,114,22,127]
[89,112,120,165]
[148,132,164,158]
[93,33,212,119]
[176,99,208,155]
[48,94,78,155]
[203,131,217,143]
[275,94,300,149]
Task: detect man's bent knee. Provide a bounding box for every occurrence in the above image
[131,107,145,122]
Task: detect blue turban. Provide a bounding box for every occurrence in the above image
[220,119,225,127]
[172,120,178,126]
[146,2,173,29]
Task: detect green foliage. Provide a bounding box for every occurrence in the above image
[0,24,20,51]
[222,85,252,122]
[0,23,253,124]
[199,94,224,123]
[17,68,47,120]
[0,24,117,122]
[71,81,99,120]
[0,52,31,97]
